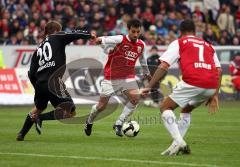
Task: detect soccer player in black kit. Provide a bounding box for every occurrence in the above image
[16,21,95,141]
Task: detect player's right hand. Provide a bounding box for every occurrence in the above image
[95,37,102,44]
[205,95,219,114]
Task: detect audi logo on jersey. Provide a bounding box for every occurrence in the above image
[125,51,138,61]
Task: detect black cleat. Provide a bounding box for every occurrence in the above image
[180,145,191,155]
[16,133,24,141]
[113,125,123,137]
[35,117,42,135]
[84,123,93,136]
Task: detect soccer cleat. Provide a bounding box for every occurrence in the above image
[84,123,93,136]
[16,133,24,141]
[161,141,190,156]
[179,145,191,155]
[113,125,123,137]
[161,142,176,156]
[35,117,42,135]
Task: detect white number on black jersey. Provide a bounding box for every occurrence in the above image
[37,42,53,66]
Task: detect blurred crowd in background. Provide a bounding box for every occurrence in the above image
[0,0,240,46]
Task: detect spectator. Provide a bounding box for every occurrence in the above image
[165,11,181,29]
[203,0,220,24]
[141,7,155,30]
[229,53,240,99]
[0,0,239,46]
[116,0,134,16]
[217,5,236,35]
[203,26,218,45]
[5,35,20,45]
[219,36,227,45]
[233,35,239,44]
[220,30,233,44]
[192,5,206,23]
[235,6,240,30]
[156,19,168,37]
[145,25,157,45]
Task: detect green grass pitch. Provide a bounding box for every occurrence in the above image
[0,101,240,167]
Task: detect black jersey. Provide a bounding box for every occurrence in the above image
[28,30,91,85]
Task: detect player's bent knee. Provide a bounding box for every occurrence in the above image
[97,103,107,111]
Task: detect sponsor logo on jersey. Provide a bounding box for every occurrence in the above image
[125,51,138,61]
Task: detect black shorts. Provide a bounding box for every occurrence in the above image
[34,81,75,111]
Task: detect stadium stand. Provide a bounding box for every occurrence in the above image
[0,0,240,46]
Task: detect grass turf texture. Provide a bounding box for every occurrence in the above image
[0,101,239,167]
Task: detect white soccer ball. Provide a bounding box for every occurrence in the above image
[122,121,140,137]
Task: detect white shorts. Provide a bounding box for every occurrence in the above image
[100,79,139,97]
[169,81,216,108]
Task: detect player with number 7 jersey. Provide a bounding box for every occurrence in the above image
[141,19,222,156]
[162,35,220,89]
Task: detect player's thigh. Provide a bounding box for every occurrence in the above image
[49,89,76,113]
[34,82,49,111]
[122,79,140,105]
[123,89,140,105]
[189,88,216,107]
[160,96,179,112]
[100,79,116,96]
[169,81,206,108]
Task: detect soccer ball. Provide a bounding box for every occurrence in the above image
[122,121,140,137]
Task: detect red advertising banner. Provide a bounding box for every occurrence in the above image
[0,69,21,94]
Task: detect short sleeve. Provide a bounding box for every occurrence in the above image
[159,40,180,66]
[100,35,123,46]
[213,52,221,67]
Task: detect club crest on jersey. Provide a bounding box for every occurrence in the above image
[122,45,130,51]
[137,46,142,53]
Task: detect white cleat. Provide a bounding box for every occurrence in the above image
[161,141,191,156]
[161,141,176,155]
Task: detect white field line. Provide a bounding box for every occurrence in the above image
[0,152,219,167]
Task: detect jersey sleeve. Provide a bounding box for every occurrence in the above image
[159,40,180,66]
[139,42,150,75]
[28,51,38,86]
[53,30,91,45]
[213,52,221,68]
[100,35,123,46]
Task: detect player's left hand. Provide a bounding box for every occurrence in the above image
[140,88,151,97]
[205,95,219,114]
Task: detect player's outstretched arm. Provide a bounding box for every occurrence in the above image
[141,61,169,96]
[54,30,92,45]
[95,35,123,45]
[28,51,38,87]
[206,67,222,114]
[139,47,151,81]
[147,61,169,88]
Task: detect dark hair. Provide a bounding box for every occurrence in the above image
[127,19,142,29]
[44,21,62,36]
[180,19,195,34]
